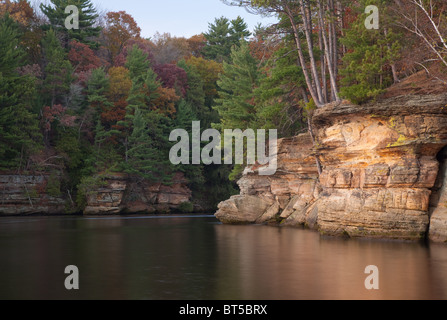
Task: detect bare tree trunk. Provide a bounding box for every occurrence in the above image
[299,0,324,104]
[329,0,339,90]
[336,0,346,56]
[384,28,400,83]
[318,26,328,102]
[317,0,341,102]
[284,3,323,107]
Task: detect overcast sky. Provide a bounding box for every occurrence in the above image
[91,0,278,39]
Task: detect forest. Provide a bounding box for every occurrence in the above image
[0,0,446,213]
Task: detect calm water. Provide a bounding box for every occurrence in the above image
[1,215,447,300]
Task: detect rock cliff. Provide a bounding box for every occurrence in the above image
[0,174,66,215]
[215,93,447,242]
[0,172,193,216]
[84,172,193,215]
[216,134,320,226]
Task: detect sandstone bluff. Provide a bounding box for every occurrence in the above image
[215,92,447,243]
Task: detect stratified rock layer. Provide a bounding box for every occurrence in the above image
[216,134,320,225]
[0,174,66,215]
[84,172,192,215]
[215,94,447,241]
[312,95,447,240]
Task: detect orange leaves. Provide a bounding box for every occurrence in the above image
[68,40,101,73]
[107,66,132,101]
[185,56,223,99]
[153,86,180,116]
[103,11,142,61]
[0,0,34,27]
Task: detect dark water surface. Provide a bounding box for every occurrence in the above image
[1,215,447,300]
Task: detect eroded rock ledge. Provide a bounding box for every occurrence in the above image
[216,94,447,242]
[0,172,193,216]
[84,172,192,215]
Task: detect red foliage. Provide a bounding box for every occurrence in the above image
[68,40,102,73]
[42,104,77,132]
[113,38,155,67]
[153,64,189,97]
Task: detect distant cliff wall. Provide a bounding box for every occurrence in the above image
[84,172,193,215]
[0,174,66,216]
[0,172,193,216]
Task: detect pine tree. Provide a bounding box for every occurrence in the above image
[123,108,173,182]
[41,28,73,106]
[230,16,251,43]
[214,41,262,131]
[214,41,263,181]
[203,16,251,62]
[40,0,100,49]
[125,44,150,82]
[255,44,307,137]
[339,0,401,104]
[87,67,113,115]
[0,14,41,170]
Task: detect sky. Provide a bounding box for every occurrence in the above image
[91,0,278,39]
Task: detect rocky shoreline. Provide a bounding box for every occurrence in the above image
[0,171,195,216]
[216,93,447,243]
[2,92,447,243]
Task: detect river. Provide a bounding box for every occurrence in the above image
[1,215,447,300]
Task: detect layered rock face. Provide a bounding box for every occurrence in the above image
[429,146,447,242]
[215,94,447,241]
[0,174,66,216]
[84,172,192,215]
[215,134,320,226]
[312,95,447,240]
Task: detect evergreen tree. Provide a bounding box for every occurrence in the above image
[87,67,113,116]
[123,108,173,182]
[125,45,160,115]
[125,45,150,82]
[230,16,251,43]
[0,14,41,170]
[214,41,263,181]
[214,41,262,131]
[41,28,73,106]
[203,16,251,62]
[255,44,307,137]
[40,0,100,49]
[339,0,401,104]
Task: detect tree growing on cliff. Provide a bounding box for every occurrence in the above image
[339,0,401,104]
[222,0,341,107]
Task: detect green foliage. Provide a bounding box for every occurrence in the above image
[122,108,173,183]
[339,0,401,104]
[41,29,73,105]
[0,14,41,170]
[178,201,194,213]
[213,41,263,181]
[203,16,251,62]
[255,44,307,136]
[214,41,262,131]
[76,173,108,209]
[40,0,101,49]
[46,172,62,197]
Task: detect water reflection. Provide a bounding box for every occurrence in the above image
[214,225,447,300]
[0,216,447,300]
